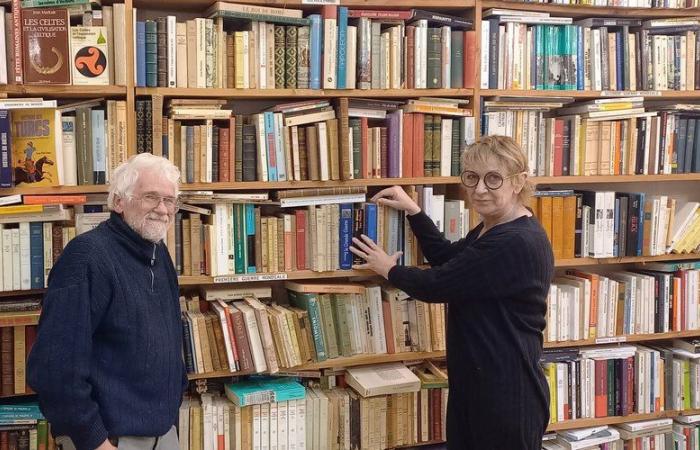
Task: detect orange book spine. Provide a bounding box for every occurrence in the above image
[23,195,87,205]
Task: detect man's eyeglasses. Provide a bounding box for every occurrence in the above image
[132,194,179,212]
[460,171,520,190]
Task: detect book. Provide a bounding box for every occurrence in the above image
[21,8,71,84]
[70,26,109,85]
[10,108,63,187]
[225,377,306,407]
[344,363,421,397]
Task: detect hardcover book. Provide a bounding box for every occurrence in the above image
[11,108,62,187]
[70,26,109,85]
[21,8,71,84]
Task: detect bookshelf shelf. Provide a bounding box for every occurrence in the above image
[545,329,700,350]
[0,289,46,298]
[187,368,256,381]
[482,89,700,99]
[0,312,40,328]
[136,0,476,9]
[135,88,474,99]
[178,269,377,285]
[546,409,700,432]
[0,85,128,98]
[390,440,446,449]
[481,1,700,18]
[555,253,700,267]
[533,174,700,184]
[187,351,447,380]
[0,185,109,196]
[181,177,462,191]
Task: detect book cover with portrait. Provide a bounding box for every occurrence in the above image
[21,8,71,84]
[70,26,109,85]
[11,108,63,187]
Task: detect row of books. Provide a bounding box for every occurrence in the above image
[133,2,475,91]
[0,2,129,86]
[542,418,695,450]
[523,0,696,6]
[546,265,700,342]
[0,98,129,189]
[138,96,474,184]
[0,403,47,449]
[169,186,467,277]
[481,12,700,91]
[179,362,446,450]
[182,282,446,374]
[533,190,700,260]
[543,341,700,424]
[0,324,36,397]
[481,97,700,177]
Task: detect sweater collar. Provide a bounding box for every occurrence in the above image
[105,211,160,267]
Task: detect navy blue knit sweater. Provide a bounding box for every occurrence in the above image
[27,212,186,450]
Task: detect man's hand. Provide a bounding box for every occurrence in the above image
[95,439,117,450]
[350,234,402,279]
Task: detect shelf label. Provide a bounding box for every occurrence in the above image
[595,336,627,344]
[214,273,288,283]
[302,0,339,3]
[600,91,661,97]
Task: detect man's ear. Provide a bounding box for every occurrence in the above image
[113,195,125,214]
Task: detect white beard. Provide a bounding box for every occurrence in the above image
[126,213,170,243]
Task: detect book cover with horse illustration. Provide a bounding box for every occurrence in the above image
[11,108,63,187]
[21,8,71,84]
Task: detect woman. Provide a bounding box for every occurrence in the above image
[349,135,554,449]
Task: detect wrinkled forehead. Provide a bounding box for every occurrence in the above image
[132,169,177,196]
[462,154,507,174]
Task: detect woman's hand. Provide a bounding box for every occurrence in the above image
[371,186,421,215]
[349,234,402,279]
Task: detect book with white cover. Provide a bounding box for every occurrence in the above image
[345,363,421,398]
[553,428,620,450]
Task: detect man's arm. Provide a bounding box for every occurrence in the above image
[27,244,112,450]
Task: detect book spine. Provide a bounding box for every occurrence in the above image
[145,20,158,87]
[297,26,310,89]
[309,15,322,90]
[136,21,146,87]
[167,16,177,88]
[357,18,371,89]
[0,111,11,188]
[336,7,348,89]
[286,26,298,89]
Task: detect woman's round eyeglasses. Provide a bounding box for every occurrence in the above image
[460,171,519,190]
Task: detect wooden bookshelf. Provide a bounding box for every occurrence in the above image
[187,368,256,381]
[0,85,128,98]
[545,329,700,349]
[390,440,446,449]
[533,174,700,185]
[546,409,700,432]
[0,289,46,299]
[0,312,40,327]
[555,253,700,267]
[187,351,446,380]
[136,0,476,10]
[481,1,700,18]
[179,269,377,285]
[136,87,474,99]
[482,89,700,99]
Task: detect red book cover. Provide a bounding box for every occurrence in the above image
[553,118,564,177]
[402,113,414,178]
[464,31,476,89]
[431,389,441,440]
[594,359,608,418]
[294,209,306,270]
[21,8,71,84]
[227,305,253,372]
[347,9,411,20]
[24,325,37,394]
[413,113,425,177]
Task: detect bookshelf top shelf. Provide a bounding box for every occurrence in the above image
[545,328,700,349]
[546,409,700,432]
[482,89,700,100]
[481,1,700,18]
[134,0,475,11]
[135,88,475,99]
[555,253,700,267]
[534,174,700,184]
[0,85,128,98]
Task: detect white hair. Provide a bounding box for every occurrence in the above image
[107,153,181,211]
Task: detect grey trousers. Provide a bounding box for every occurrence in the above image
[56,426,179,450]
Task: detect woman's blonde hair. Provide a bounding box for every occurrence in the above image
[461,135,534,204]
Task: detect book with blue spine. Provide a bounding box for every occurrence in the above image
[29,222,43,289]
[136,21,146,87]
[263,112,278,181]
[225,377,305,407]
[245,204,256,273]
[364,203,377,243]
[339,203,353,269]
[309,14,322,90]
[0,110,12,188]
[576,26,584,90]
[91,109,106,184]
[336,7,348,89]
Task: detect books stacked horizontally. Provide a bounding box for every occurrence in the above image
[168,186,469,276]
[136,96,475,183]
[178,362,437,450]
[481,12,700,91]
[0,403,49,450]
[545,263,700,342]
[0,98,129,188]
[533,190,700,260]
[1,0,128,86]
[133,2,476,90]
[482,97,700,176]
[180,283,446,375]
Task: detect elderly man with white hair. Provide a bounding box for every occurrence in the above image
[27,153,186,450]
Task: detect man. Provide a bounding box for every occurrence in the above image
[27,153,186,450]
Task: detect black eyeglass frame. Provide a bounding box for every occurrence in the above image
[460,170,522,190]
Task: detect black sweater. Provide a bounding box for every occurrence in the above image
[27,212,187,450]
[388,211,554,450]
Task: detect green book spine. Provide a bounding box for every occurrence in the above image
[426,28,442,89]
[333,294,352,357]
[285,26,298,89]
[432,116,442,177]
[319,294,339,359]
[234,204,245,274]
[289,291,326,361]
[424,115,434,177]
[349,118,361,179]
[450,31,464,89]
[274,25,286,89]
[451,120,461,176]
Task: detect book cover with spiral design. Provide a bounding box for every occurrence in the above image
[70,26,109,85]
[21,8,70,84]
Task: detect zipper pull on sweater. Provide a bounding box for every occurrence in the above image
[150,244,156,267]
